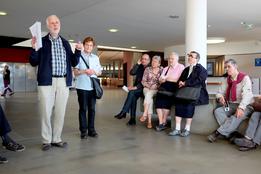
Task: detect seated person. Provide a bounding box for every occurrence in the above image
[208,59,253,142]
[234,96,261,151]
[155,52,184,131]
[0,104,25,164]
[139,56,162,129]
[114,54,150,125]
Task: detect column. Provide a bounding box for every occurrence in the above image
[186,0,207,68]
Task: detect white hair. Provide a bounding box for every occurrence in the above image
[169,52,179,60]
[46,15,60,26]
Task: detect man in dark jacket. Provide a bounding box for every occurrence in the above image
[30,15,82,151]
[114,54,150,125]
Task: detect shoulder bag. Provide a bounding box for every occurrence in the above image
[80,55,103,99]
[175,86,201,101]
[157,66,175,97]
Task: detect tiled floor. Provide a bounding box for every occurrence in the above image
[0,89,260,174]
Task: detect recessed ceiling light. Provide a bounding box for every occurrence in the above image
[131,46,136,49]
[108,29,118,33]
[68,39,74,43]
[0,11,7,16]
[207,37,226,44]
[169,15,179,19]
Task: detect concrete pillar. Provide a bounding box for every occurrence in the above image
[186,0,207,68]
[123,52,134,86]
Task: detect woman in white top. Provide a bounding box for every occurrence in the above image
[73,37,102,139]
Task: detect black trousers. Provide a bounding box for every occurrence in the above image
[121,88,143,118]
[77,89,96,134]
[0,105,11,136]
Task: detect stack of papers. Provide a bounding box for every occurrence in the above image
[29,21,42,51]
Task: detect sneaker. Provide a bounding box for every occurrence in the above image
[156,124,166,131]
[3,142,25,152]
[0,156,8,164]
[80,133,88,139]
[180,130,190,137]
[207,130,221,143]
[9,92,14,96]
[51,142,68,148]
[168,129,181,136]
[234,138,256,148]
[42,143,51,151]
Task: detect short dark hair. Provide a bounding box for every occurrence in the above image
[190,51,200,60]
[83,36,96,46]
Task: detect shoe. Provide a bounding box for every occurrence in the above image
[156,124,166,131]
[0,156,8,164]
[80,133,88,139]
[42,143,51,151]
[3,142,25,152]
[229,131,244,144]
[147,122,152,129]
[88,131,98,137]
[234,138,256,148]
[9,92,14,96]
[51,142,68,148]
[126,119,136,126]
[168,129,181,136]
[208,130,221,143]
[180,130,190,137]
[139,115,147,122]
[239,145,257,151]
[114,112,126,119]
[1,94,5,97]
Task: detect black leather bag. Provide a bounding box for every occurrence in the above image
[91,77,103,99]
[80,55,103,99]
[175,86,201,101]
[157,66,174,96]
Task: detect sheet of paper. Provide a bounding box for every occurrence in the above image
[29,21,42,51]
[122,85,129,93]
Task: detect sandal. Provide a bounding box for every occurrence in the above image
[139,115,147,122]
[147,122,152,129]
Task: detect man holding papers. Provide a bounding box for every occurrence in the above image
[29,15,82,151]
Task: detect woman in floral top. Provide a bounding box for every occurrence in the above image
[140,56,163,128]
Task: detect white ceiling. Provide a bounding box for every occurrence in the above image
[1,0,261,52]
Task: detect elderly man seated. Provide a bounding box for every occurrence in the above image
[208,59,253,143]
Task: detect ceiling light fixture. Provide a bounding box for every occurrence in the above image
[108,28,118,33]
[0,11,7,16]
[68,39,74,43]
[97,45,148,52]
[207,37,226,44]
[131,46,136,49]
[241,21,254,30]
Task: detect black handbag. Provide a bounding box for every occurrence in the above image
[175,86,201,101]
[157,66,175,97]
[80,55,103,99]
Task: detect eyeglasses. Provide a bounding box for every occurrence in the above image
[187,53,196,59]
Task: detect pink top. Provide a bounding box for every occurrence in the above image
[142,66,163,90]
[161,63,185,82]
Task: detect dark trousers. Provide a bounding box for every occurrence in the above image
[0,105,11,136]
[121,88,143,118]
[3,80,13,95]
[77,89,96,134]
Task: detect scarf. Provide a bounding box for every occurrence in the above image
[226,72,246,101]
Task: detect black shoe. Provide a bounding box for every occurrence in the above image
[51,142,68,148]
[88,131,98,137]
[80,133,88,139]
[0,156,8,164]
[3,141,25,152]
[207,130,221,143]
[42,143,51,151]
[126,119,136,126]
[114,112,126,119]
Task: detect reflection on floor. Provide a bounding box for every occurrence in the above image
[0,89,260,174]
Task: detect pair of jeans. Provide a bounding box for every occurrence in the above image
[0,105,11,136]
[121,88,143,118]
[77,89,96,134]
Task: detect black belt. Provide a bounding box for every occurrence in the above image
[52,74,66,78]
